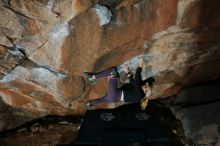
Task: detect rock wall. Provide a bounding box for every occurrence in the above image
[171,79,220,145]
[0,0,220,131]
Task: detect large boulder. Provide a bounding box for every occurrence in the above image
[173,101,220,146]
[0,0,219,130]
[171,79,220,145]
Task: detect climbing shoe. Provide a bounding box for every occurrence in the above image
[83,72,95,82]
[110,70,119,78]
[85,101,95,110]
[85,101,90,107]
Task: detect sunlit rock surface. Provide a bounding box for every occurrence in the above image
[0,0,220,132]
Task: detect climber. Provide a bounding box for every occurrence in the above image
[84,58,155,110]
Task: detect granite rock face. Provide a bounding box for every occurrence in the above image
[0,0,220,131]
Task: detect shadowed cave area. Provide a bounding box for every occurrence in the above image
[0,0,220,146]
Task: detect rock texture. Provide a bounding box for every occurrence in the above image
[0,0,220,131]
[171,79,220,146]
[0,121,80,146]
